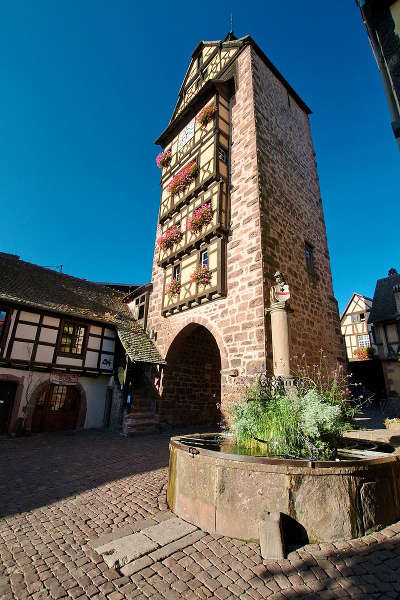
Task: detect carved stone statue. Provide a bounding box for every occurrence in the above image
[270,271,290,305]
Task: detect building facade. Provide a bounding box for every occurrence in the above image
[341,293,376,360]
[0,253,162,435]
[369,268,400,398]
[357,0,400,147]
[146,34,344,427]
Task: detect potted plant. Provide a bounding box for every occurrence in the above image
[167,161,198,196]
[190,265,213,286]
[166,278,181,298]
[157,224,183,251]
[187,202,213,234]
[196,103,216,127]
[156,148,172,169]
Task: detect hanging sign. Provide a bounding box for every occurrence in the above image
[51,372,79,386]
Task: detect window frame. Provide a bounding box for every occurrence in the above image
[0,306,11,354]
[200,248,209,267]
[173,263,181,282]
[305,242,315,276]
[357,334,371,348]
[56,319,88,358]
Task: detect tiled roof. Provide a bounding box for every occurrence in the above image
[0,253,164,364]
[368,270,400,324]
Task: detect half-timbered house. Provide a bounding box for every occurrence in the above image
[0,252,163,435]
[340,293,376,360]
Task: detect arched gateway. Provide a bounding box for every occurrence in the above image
[161,324,221,427]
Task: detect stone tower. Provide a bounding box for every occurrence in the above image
[146,33,343,426]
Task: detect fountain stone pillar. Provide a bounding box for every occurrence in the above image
[265,271,293,386]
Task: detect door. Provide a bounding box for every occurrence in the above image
[0,381,17,434]
[31,384,80,433]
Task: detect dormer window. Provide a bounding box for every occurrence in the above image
[58,321,87,356]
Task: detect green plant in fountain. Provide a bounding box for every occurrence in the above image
[228,354,357,460]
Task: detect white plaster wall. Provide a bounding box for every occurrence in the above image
[19,311,40,323]
[89,325,102,335]
[56,356,83,367]
[85,350,98,369]
[102,338,115,353]
[81,376,109,428]
[43,316,60,327]
[39,328,58,344]
[16,323,37,340]
[0,367,110,430]
[11,341,34,361]
[87,336,101,350]
[35,345,55,363]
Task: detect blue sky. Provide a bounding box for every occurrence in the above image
[0,1,398,311]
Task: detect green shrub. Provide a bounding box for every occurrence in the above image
[228,361,355,460]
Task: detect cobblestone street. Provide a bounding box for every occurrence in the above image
[1,430,400,600]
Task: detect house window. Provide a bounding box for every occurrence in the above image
[196,54,202,71]
[49,386,67,411]
[134,293,147,322]
[200,248,209,267]
[173,264,181,281]
[305,243,315,275]
[360,313,365,321]
[357,334,371,348]
[59,321,86,356]
[0,308,8,345]
[352,314,358,324]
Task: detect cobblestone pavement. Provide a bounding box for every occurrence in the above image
[1,430,400,600]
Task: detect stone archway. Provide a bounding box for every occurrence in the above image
[26,380,87,432]
[161,324,222,427]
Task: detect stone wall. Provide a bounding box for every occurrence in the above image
[250,47,344,370]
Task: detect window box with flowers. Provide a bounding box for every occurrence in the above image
[156,148,172,169]
[187,202,213,234]
[157,224,183,252]
[167,161,198,196]
[196,103,216,128]
[191,265,213,287]
[166,278,181,299]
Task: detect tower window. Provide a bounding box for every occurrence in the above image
[200,248,208,267]
[305,242,315,276]
[218,147,228,164]
[173,263,181,281]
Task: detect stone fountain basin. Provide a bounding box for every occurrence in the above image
[167,433,400,544]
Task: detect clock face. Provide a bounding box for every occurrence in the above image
[178,118,195,150]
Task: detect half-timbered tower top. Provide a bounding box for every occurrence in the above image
[156,33,311,147]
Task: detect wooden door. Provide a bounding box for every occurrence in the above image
[0,381,17,434]
[31,385,80,433]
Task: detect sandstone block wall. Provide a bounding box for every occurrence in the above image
[250,47,344,370]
